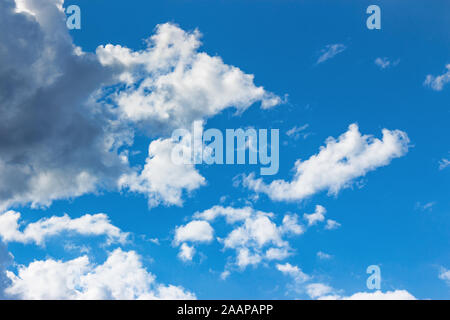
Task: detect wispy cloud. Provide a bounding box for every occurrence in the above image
[316,44,346,64]
[415,201,436,212]
[317,251,333,260]
[374,57,400,69]
[439,158,450,170]
[424,64,450,91]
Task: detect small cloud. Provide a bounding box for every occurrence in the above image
[306,283,333,299]
[374,57,400,69]
[439,267,450,285]
[316,44,346,64]
[304,205,326,226]
[439,158,450,170]
[325,219,341,230]
[424,64,450,91]
[415,201,436,212]
[317,251,333,260]
[178,243,196,262]
[276,263,310,283]
[286,124,310,140]
[220,270,231,280]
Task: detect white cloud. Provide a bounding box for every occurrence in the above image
[0,211,128,245]
[439,158,450,170]
[180,206,304,271]
[316,44,346,64]
[306,283,333,298]
[305,283,416,300]
[280,214,305,235]
[224,215,286,249]
[119,136,205,207]
[174,206,305,272]
[244,124,409,202]
[439,267,450,285]
[194,205,257,224]
[339,290,416,300]
[374,57,399,69]
[303,205,326,226]
[415,201,436,212]
[265,247,291,260]
[236,248,262,269]
[97,23,282,132]
[5,248,195,300]
[317,251,332,260]
[0,2,281,211]
[424,64,450,91]
[276,263,309,283]
[174,220,214,244]
[325,219,341,230]
[178,243,196,262]
[220,270,231,280]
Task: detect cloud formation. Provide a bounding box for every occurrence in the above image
[424,64,450,91]
[0,0,281,211]
[176,206,305,270]
[5,248,195,299]
[244,124,409,202]
[0,211,128,245]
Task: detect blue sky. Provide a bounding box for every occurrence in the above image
[0,0,449,299]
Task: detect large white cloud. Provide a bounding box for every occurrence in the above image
[119,136,205,207]
[5,248,195,300]
[96,23,282,133]
[0,0,281,210]
[0,211,128,245]
[244,124,409,202]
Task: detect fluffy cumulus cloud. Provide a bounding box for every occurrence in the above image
[303,205,326,226]
[96,23,281,133]
[0,0,281,211]
[0,211,128,245]
[174,220,214,244]
[178,243,196,262]
[4,248,196,300]
[244,124,409,202]
[424,64,450,91]
[176,206,305,270]
[119,136,206,207]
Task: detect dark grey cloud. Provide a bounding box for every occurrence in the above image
[0,0,131,209]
